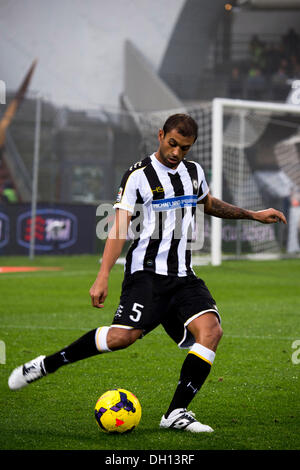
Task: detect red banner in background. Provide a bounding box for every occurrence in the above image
[0,203,97,255]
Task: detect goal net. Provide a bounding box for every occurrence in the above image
[133,98,300,265]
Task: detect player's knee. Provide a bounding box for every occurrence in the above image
[206,322,223,343]
[194,321,223,350]
[107,327,141,351]
[211,320,223,340]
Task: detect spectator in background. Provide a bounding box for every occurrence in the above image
[1,181,18,203]
[0,182,6,204]
[279,57,291,75]
[245,65,266,100]
[271,64,289,101]
[272,65,288,84]
[225,28,300,103]
[0,189,5,204]
[289,55,300,78]
[263,44,282,76]
[228,66,244,99]
[292,61,300,79]
[282,28,300,58]
[244,29,300,102]
[249,34,266,70]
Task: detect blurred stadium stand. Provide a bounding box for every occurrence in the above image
[158,0,300,104]
[0,92,142,205]
[1,0,300,256]
[1,0,300,206]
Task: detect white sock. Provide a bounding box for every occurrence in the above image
[95,326,111,353]
[188,343,215,366]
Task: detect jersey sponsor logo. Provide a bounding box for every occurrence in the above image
[151,186,164,194]
[152,195,197,211]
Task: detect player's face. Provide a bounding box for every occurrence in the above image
[156,128,195,169]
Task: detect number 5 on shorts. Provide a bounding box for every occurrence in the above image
[129,303,144,322]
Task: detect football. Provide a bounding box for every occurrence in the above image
[94,388,142,433]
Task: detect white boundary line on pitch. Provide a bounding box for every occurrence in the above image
[0,270,98,279]
[0,325,90,331]
[0,324,296,341]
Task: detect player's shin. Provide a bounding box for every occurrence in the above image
[165,343,215,418]
[43,326,111,373]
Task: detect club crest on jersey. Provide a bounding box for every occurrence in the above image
[192,179,198,191]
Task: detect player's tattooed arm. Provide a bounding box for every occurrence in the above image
[203,195,252,220]
[201,193,287,224]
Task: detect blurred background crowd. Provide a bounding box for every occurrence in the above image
[229,28,300,101]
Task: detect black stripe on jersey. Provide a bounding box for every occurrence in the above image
[185,248,193,275]
[168,171,185,195]
[182,161,199,275]
[182,160,198,220]
[125,238,139,274]
[117,156,151,205]
[143,164,165,201]
[167,172,184,275]
[124,188,144,274]
[142,164,165,271]
[131,188,144,231]
[117,158,150,275]
[183,160,199,197]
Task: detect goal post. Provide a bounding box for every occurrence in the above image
[211,97,300,266]
[211,98,223,266]
[131,97,300,266]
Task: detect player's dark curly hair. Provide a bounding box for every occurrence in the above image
[163,114,198,142]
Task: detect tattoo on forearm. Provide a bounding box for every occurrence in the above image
[206,197,254,220]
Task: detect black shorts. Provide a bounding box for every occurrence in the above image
[111,271,220,349]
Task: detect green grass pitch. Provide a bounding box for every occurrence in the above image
[0,255,299,450]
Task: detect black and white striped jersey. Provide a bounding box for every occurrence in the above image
[114,153,209,277]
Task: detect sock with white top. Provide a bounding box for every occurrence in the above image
[165,343,215,418]
[43,326,111,373]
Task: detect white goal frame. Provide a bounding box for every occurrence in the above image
[211,97,300,266]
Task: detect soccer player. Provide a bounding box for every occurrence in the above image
[8,114,287,433]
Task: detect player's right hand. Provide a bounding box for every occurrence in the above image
[89,278,108,308]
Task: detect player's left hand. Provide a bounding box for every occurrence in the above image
[253,208,287,224]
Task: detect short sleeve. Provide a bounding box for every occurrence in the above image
[113,170,139,214]
[196,163,209,201]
